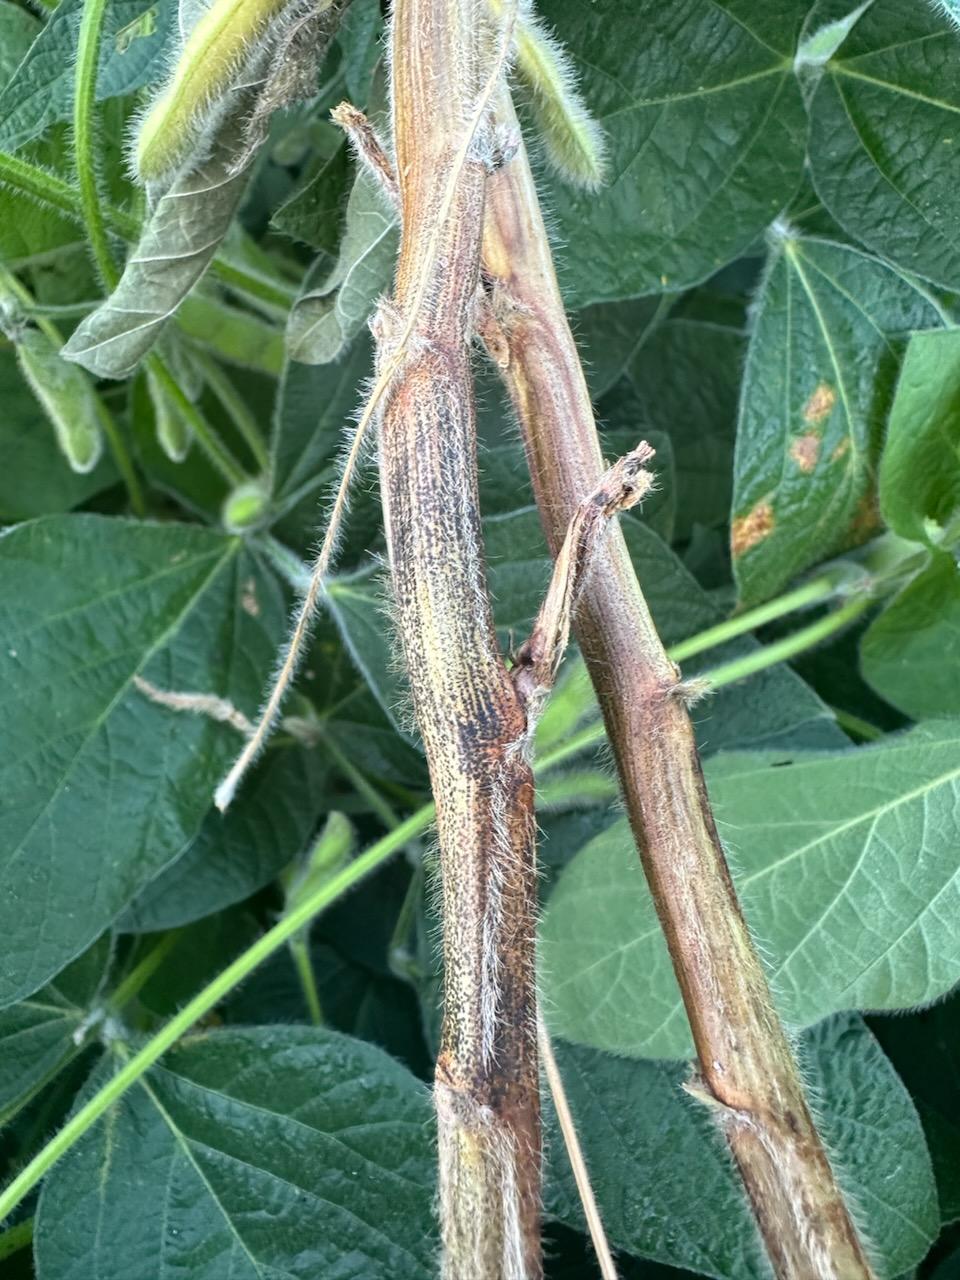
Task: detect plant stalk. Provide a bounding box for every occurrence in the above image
[480,89,874,1280]
[382,2,542,1274]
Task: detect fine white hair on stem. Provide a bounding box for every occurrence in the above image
[538,1014,618,1280]
[215,0,520,813]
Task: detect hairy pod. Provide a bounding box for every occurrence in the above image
[146,364,191,461]
[17,329,103,474]
[489,0,605,188]
[135,0,315,185]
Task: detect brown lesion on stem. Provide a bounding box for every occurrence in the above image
[479,85,874,1280]
[381,2,542,1276]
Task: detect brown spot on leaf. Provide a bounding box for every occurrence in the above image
[848,493,882,543]
[731,501,775,557]
[803,381,836,424]
[789,433,820,473]
[830,439,851,463]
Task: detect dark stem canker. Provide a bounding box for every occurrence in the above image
[382,3,541,1275]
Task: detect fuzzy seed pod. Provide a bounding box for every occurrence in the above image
[16,329,103,474]
[135,0,300,185]
[490,0,606,189]
[146,364,192,461]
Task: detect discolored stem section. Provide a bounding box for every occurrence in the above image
[382,4,540,1276]
[480,89,874,1280]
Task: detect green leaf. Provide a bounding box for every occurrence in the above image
[120,746,330,932]
[338,0,385,103]
[286,167,398,364]
[0,0,175,154]
[572,295,670,399]
[34,1027,438,1279]
[541,720,960,1058]
[134,909,261,1018]
[538,0,808,305]
[0,935,110,1126]
[62,107,257,380]
[732,234,940,604]
[226,940,432,1076]
[0,514,285,1006]
[809,0,960,291]
[326,568,416,740]
[622,288,747,538]
[0,108,87,261]
[879,328,960,544]
[0,350,116,520]
[861,551,960,720]
[545,1014,938,1278]
[271,140,351,253]
[0,1,40,86]
[872,988,960,1226]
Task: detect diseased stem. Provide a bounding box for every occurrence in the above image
[383,2,543,1273]
[481,90,874,1280]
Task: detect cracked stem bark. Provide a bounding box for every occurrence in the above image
[480,87,874,1280]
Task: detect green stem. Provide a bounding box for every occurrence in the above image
[0,1217,32,1262]
[831,707,884,742]
[668,575,837,662]
[74,0,119,291]
[193,351,270,473]
[699,595,873,692]
[110,931,183,1011]
[0,267,146,515]
[317,725,403,831]
[147,356,249,487]
[92,397,147,515]
[0,151,295,312]
[0,806,433,1225]
[289,937,324,1025]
